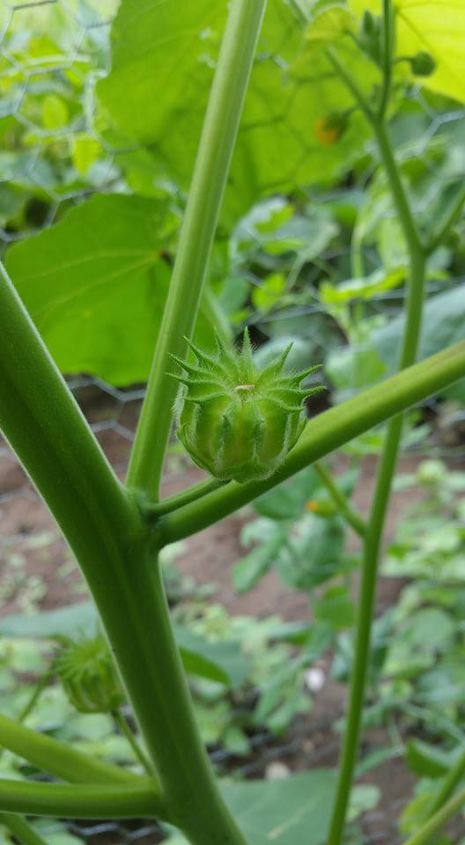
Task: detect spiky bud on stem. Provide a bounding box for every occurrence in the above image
[170,331,324,484]
[55,635,124,714]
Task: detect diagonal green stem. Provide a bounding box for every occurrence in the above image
[126,0,268,502]
[0,712,135,785]
[112,710,154,778]
[428,744,465,818]
[148,477,228,516]
[0,780,164,821]
[314,462,366,537]
[403,785,465,845]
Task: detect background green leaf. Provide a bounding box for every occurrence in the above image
[5,194,216,384]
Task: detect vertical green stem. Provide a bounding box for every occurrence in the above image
[127,0,267,502]
[326,19,428,838]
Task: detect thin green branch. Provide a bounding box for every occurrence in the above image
[126,0,268,501]
[1,814,48,845]
[428,744,465,818]
[112,710,154,778]
[0,780,165,821]
[0,713,136,785]
[403,786,465,845]
[326,47,375,122]
[147,477,228,517]
[159,340,465,544]
[372,120,424,257]
[378,0,394,119]
[314,463,366,537]
[426,183,465,254]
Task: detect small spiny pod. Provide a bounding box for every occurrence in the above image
[171,331,324,484]
[55,635,124,714]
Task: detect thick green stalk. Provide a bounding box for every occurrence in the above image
[0,781,162,820]
[126,0,267,501]
[0,270,246,843]
[1,814,48,845]
[402,786,465,845]
[159,340,465,544]
[314,463,366,537]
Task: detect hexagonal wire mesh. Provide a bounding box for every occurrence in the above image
[1,1,465,844]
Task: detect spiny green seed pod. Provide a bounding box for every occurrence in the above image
[55,635,124,714]
[171,331,324,484]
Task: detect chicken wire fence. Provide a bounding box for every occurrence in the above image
[1,1,465,844]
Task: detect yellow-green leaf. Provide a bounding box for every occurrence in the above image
[349,0,465,103]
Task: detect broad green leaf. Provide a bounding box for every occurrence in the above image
[349,0,465,103]
[223,770,336,844]
[405,738,451,778]
[173,625,249,688]
[5,194,216,385]
[98,0,375,219]
[169,770,374,844]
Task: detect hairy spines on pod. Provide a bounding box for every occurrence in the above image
[171,331,324,484]
[55,635,124,714]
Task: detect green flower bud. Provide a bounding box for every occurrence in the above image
[409,51,436,77]
[171,331,324,484]
[56,635,124,714]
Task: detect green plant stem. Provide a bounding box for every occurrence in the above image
[112,710,154,777]
[314,462,366,537]
[159,340,465,544]
[0,780,164,821]
[402,786,465,845]
[0,713,134,785]
[378,0,394,118]
[0,271,245,842]
[148,477,228,517]
[326,48,374,122]
[428,745,465,817]
[126,0,267,501]
[1,814,48,845]
[326,17,427,834]
[426,183,465,254]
